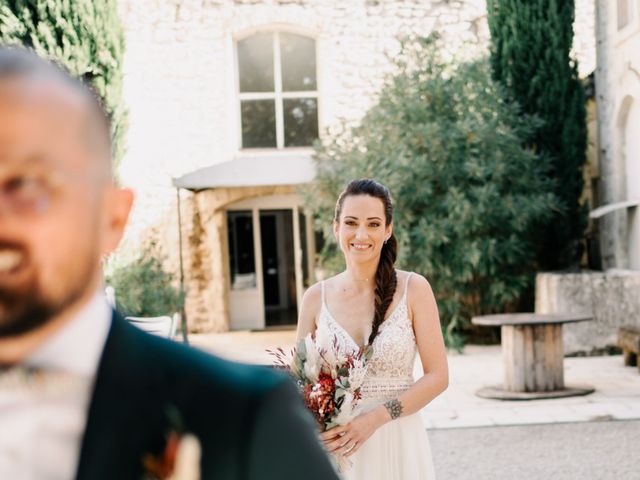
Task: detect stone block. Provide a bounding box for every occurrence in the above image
[535,270,640,354]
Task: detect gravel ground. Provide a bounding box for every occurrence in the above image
[429,419,640,480]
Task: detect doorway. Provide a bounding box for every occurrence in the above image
[260,210,297,327]
[226,194,316,331]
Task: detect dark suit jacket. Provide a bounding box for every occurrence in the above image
[74,313,338,479]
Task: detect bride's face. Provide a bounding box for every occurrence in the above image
[334,194,392,263]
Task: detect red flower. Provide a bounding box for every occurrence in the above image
[303,373,337,427]
[143,431,180,479]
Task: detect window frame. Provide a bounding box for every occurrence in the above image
[235,30,320,150]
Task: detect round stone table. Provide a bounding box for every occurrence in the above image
[471,313,595,400]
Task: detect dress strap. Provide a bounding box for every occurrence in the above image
[320,280,326,307]
[402,272,413,303]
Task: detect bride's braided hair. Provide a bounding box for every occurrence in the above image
[334,179,398,345]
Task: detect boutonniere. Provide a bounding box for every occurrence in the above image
[142,406,201,480]
[142,431,201,480]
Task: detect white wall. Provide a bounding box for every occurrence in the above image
[114,0,597,256]
[596,0,640,269]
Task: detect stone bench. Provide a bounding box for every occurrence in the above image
[619,326,640,372]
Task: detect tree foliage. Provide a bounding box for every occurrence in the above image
[487,0,588,270]
[304,36,559,345]
[105,242,185,318]
[0,0,127,165]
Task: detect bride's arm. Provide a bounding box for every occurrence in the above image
[296,282,323,341]
[386,273,449,416]
[323,273,448,456]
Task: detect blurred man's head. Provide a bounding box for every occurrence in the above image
[0,47,132,340]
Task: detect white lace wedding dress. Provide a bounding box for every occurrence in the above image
[318,273,436,479]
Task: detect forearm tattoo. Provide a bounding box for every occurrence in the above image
[384,398,403,420]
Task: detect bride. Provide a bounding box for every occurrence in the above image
[297,178,448,479]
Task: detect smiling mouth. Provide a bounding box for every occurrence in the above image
[0,249,25,274]
[350,243,371,250]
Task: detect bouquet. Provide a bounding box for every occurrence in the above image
[269,326,372,470]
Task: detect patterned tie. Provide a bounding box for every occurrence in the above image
[0,365,86,396]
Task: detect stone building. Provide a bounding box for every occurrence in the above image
[115,0,597,333]
[535,0,640,354]
[592,0,640,270]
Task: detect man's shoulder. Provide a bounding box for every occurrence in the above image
[80,314,321,479]
[105,313,289,398]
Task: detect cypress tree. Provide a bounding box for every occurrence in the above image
[487,0,588,270]
[0,0,127,165]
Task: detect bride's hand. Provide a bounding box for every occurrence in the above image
[320,410,387,457]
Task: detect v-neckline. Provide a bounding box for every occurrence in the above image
[321,296,405,350]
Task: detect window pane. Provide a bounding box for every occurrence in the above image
[227,211,256,290]
[283,98,318,147]
[241,99,277,148]
[238,33,274,92]
[280,33,317,91]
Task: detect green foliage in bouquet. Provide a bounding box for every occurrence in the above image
[0,0,127,166]
[304,36,559,347]
[105,242,185,318]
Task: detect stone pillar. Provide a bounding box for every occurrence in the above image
[183,193,225,333]
[595,0,629,269]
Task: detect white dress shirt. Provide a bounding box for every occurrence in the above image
[0,292,112,480]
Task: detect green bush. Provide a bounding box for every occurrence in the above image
[105,243,185,318]
[304,36,559,347]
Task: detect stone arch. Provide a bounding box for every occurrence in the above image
[229,11,325,40]
[616,95,635,199]
[615,91,640,269]
[233,23,321,42]
[183,185,299,332]
[615,64,640,194]
[198,185,298,213]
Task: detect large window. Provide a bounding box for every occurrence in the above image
[237,32,319,149]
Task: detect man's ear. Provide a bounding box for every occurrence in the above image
[101,187,134,256]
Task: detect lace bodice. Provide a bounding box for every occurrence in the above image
[317,273,417,403]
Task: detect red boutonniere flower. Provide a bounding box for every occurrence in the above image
[142,431,201,480]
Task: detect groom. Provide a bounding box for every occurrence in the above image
[0,47,337,480]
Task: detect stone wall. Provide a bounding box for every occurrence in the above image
[115,0,596,251]
[573,0,596,78]
[115,0,489,241]
[594,0,640,269]
[536,271,640,354]
[185,185,297,332]
[113,0,598,331]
